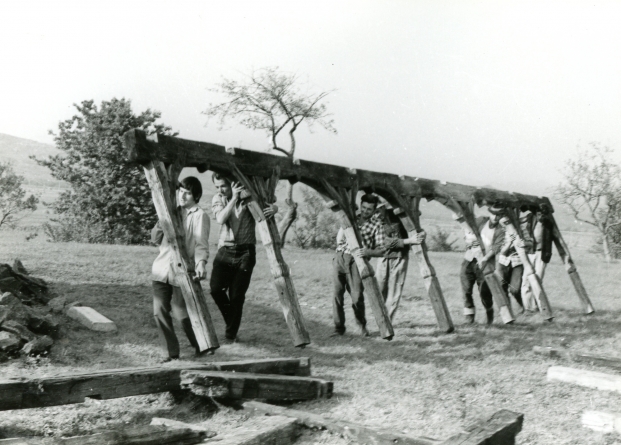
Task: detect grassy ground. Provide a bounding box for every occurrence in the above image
[0,229,620,444]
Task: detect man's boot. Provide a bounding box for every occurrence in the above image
[486,308,494,325]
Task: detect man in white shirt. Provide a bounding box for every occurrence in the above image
[151,177,210,361]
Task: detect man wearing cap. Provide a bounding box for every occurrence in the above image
[373,202,426,321]
[151,176,210,361]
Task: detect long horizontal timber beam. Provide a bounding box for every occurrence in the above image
[123,130,553,210]
[0,357,310,410]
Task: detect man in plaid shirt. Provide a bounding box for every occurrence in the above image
[332,193,386,337]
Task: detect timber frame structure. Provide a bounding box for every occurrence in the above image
[123,129,594,350]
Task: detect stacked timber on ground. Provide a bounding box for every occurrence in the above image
[123,130,593,346]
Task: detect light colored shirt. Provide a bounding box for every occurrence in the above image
[151,205,210,285]
[211,193,256,248]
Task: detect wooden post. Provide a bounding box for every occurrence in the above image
[320,180,394,340]
[500,215,554,321]
[392,198,454,332]
[453,201,514,324]
[549,216,595,314]
[229,165,311,347]
[143,161,219,352]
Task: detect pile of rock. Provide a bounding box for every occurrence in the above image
[0,261,60,361]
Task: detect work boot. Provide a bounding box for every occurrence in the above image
[465,314,475,324]
[486,309,494,325]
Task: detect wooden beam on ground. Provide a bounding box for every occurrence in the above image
[582,410,621,434]
[547,366,621,394]
[229,166,310,347]
[216,415,298,445]
[392,198,454,332]
[452,200,514,324]
[533,346,621,372]
[500,215,554,321]
[123,130,551,214]
[181,370,332,401]
[150,418,216,436]
[0,357,311,410]
[142,160,219,352]
[242,400,441,445]
[440,410,524,445]
[0,425,206,445]
[320,180,394,339]
[550,216,595,314]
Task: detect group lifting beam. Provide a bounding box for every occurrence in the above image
[123,129,594,346]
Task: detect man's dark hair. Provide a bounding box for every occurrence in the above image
[178,177,203,203]
[360,193,379,207]
[211,172,232,186]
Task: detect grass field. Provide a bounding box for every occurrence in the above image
[0,228,620,444]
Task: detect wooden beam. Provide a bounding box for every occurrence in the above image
[228,165,310,347]
[440,410,524,445]
[150,418,216,435]
[123,130,551,209]
[582,410,621,434]
[549,216,595,314]
[547,366,621,394]
[319,180,394,339]
[0,425,207,445]
[212,415,298,445]
[181,371,332,401]
[392,196,454,332]
[533,346,621,372]
[0,357,311,410]
[499,215,554,321]
[243,401,441,445]
[142,160,219,352]
[451,201,514,324]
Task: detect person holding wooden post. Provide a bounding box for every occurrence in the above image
[331,193,386,337]
[373,202,426,321]
[494,208,525,313]
[520,204,553,311]
[151,177,211,362]
[210,173,278,343]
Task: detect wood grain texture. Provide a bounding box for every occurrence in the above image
[440,410,523,445]
[547,366,621,393]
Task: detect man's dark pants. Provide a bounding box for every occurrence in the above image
[209,244,256,340]
[497,263,524,308]
[460,259,493,316]
[332,251,366,334]
[152,280,199,358]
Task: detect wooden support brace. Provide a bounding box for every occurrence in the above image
[452,201,514,324]
[181,370,332,401]
[229,165,310,347]
[142,160,219,352]
[392,195,454,333]
[320,180,394,340]
[549,216,595,314]
[500,214,554,321]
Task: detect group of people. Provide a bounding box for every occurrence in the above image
[455,203,553,324]
[148,176,553,361]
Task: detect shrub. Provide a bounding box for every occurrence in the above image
[426,225,457,252]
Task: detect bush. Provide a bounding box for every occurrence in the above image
[290,186,339,249]
[426,225,457,252]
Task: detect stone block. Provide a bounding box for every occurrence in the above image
[0,331,22,353]
[48,296,67,314]
[0,294,31,326]
[29,314,60,338]
[12,259,28,275]
[21,335,53,356]
[66,306,117,332]
[1,320,36,342]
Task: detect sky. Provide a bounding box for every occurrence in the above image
[1,0,621,196]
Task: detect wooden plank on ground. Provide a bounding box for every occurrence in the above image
[150,418,216,436]
[533,346,621,372]
[65,306,117,332]
[243,401,441,445]
[582,410,621,434]
[0,425,205,444]
[216,415,298,445]
[547,366,621,394]
[440,410,524,445]
[0,357,311,410]
[182,371,332,401]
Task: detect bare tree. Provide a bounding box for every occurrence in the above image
[555,142,621,262]
[204,67,337,245]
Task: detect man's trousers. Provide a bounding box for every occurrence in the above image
[332,251,366,334]
[521,251,547,311]
[460,259,493,316]
[152,280,199,358]
[497,263,524,309]
[375,256,408,321]
[209,245,256,340]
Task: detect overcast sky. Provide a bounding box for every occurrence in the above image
[2,0,620,195]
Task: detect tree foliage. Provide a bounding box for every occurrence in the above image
[290,186,339,249]
[555,142,621,262]
[426,225,457,252]
[204,66,336,158]
[33,98,176,244]
[0,162,39,229]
